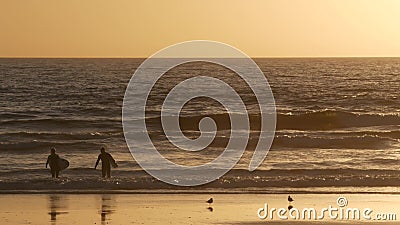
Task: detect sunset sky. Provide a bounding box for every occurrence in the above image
[1,0,400,58]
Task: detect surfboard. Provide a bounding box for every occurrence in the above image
[58,158,69,171]
[110,160,118,168]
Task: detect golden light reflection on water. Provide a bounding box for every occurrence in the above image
[99,194,115,224]
[48,195,68,224]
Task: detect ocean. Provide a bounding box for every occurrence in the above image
[0,58,399,193]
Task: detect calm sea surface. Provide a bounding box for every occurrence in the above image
[0,58,399,192]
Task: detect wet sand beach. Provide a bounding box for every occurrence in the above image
[0,194,398,225]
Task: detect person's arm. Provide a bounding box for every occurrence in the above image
[94,155,100,169]
[46,156,50,168]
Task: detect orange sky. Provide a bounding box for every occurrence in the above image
[1,0,400,58]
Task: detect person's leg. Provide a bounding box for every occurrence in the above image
[106,167,111,178]
[55,170,59,178]
[101,166,106,178]
[51,168,56,178]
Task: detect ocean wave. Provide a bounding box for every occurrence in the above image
[149,133,398,150]
[0,112,38,120]
[2,110,399,132]
[0,118,121,131]
[273,134,398,149]
[146,110,400,131]
[0,140,102,152]
[278,110,400,130]
[322,130,400,139]
[1,109,399,152]
[0,131,123,141]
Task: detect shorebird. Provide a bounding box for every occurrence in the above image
[288,195,294,202]
[206,197,213,205]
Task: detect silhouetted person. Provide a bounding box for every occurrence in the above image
[46,148,60,178]
[95,147,117,178]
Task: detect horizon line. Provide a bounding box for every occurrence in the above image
[1,56,400,59]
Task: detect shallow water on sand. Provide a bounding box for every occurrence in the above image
[0,194,399,225]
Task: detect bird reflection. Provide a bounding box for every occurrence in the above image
[100,194,115,224]
[207,206,213,212]
[48,195,68,225]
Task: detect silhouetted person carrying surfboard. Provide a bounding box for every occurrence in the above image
[94,147,118,178]
[46,148,60,178]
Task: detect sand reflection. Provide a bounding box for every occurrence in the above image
[100,194,115,224]
[47,195,68,224]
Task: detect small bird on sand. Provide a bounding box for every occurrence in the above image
[288,196,294,202]
[206,198,213,205]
